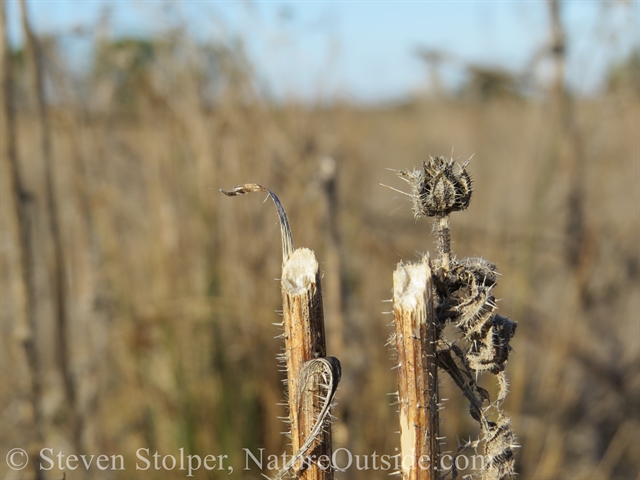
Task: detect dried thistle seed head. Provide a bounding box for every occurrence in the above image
[399,155,473,218]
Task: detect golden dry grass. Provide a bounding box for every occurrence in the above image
[1,15,638,480]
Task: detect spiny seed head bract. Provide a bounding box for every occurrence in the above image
[399,156,473,218]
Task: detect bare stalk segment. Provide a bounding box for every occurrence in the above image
[19,0,83,458]
[1,2,44,478]
[222,184,337,480]
[280,248,334,480]
[436,216,450,271]
[393,258,439,480]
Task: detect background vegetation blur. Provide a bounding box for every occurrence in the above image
[1,1,638,479]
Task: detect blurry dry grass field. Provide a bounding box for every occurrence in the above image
[1,3,639,480]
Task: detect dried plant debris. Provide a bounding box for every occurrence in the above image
[393,156,518,480]
[482,415,517,480]
[270,356,342,480]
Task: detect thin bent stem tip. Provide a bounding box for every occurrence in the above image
[221,184,294,265]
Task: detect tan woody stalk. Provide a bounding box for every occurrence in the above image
[222,184,340,480]
[392,258,439,480]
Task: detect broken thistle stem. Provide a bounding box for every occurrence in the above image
[280,248,336,480]
[393,258,439,480]
[222,184,339,480]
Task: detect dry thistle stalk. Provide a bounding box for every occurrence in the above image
[222,184,341,480]
[390,156,518,480]
[392,259,440,480]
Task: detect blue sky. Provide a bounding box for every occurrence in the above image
[5,1,639,102]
